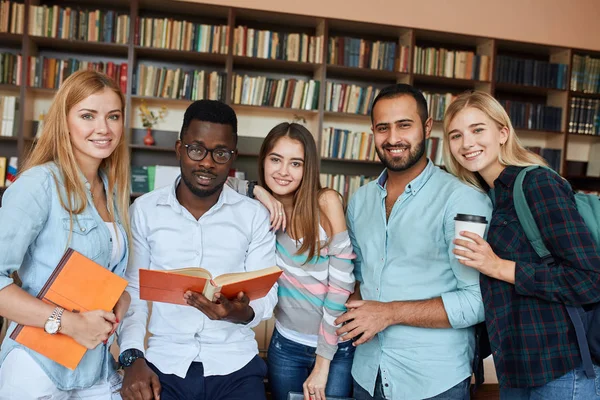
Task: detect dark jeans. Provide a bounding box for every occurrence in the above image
[267,327,355,400]
[147,355,267,400]
[353,372,470,400]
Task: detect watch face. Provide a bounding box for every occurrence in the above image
[44,319,60,334]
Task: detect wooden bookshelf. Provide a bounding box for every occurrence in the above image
[0,0,597,192]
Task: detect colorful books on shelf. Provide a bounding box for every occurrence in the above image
[0,52,21,85]
[28,5,130,44]
[9,248,128,370]
[28,56,127,93]
[327,37,407,72]
[571,54,600,94]
[0,157,5,186]
[526,146,562,172]
[426,137,445,166]
[136,17,228,54]
[131,165,180,194]
[320,173,375,203]
[569,97,600,135]
[499,100,562,132]
[231,74,319,110]
[321,127,377,161]
[4,156,16,186]
[233,27,322,63]
[0,95,18,137]
[139,265,282,305]
[413,47,490,81]
[495,55,568,90]
[135,64,225,101]
[324,82,380,115]
[0,1,24,34]
[423,92,456,122]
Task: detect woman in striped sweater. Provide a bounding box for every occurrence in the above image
[252,122,356,400]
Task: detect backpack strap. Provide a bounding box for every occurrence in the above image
[513,165,596,379]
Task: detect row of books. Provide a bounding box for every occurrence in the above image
[327,37,406,72]
[320,128,378,161]
[0,96,17,137]
[319,173,375,202]
[136,17,228,54]
[0,156,17,187]
[0,1,23,34]
[135,64,225,101]
[426,136,445,166]
[499,100,562,132]
[324,82,381,115]
[495,56,568,90]
[527,147,562,172]
[423,92,456,121]
[568,97,600,135]
[28,5,130,44]
[28,56,127,93]
[233,27,323,64]
[231,74,319,110]
[413,47,491,81]
[0,52,20,85]
[571,55,600,94]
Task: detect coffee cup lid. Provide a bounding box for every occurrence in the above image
[454,214,488,223]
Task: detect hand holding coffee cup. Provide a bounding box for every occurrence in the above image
[454,214,488,260]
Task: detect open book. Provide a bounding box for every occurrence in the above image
[139,265,282,305]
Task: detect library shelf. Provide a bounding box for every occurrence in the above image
[233,55,320,74]
[0,137,18,142]
[569,91,600,100]
[323,111,371,121]
[30,36,129,57]
[130,95,199,106]
[0,84,20,91]
[231,104,319,115]
[134,46,228,65]
[514,128,564,136]
[0,32,23,46]
[26,86,58,95]
[568,132,600,138]
[326,64,402,82]
[321,157,380,165]
[413,74,489,89]
[494,82,567,96]
[129,144,175,152]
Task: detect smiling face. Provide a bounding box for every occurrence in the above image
[263,136,305,198]
[67,88,123,167]
[176,119,236,198]
[372,95,430,172]
[446,107,508,177]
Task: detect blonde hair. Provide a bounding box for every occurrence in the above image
[442,91,548,191]
[21,70,131,243]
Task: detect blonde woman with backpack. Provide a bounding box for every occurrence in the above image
[442,90,600,399]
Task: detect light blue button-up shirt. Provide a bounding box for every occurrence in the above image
[347,160,492,400]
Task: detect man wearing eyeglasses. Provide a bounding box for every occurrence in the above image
[118,100,277,400]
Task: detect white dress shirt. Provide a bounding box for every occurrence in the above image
[118,177,277,378]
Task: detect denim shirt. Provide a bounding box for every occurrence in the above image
[0,162,129,390]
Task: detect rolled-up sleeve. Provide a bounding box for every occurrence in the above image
[441,186,492,329]
[0,169,51,291]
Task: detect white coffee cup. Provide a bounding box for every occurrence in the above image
[454,214,488,260]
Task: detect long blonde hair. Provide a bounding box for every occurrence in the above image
[442,91,548,191]
[21,70,131,242]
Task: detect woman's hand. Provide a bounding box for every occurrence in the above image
[253,185,286,232]
[303,357,330,400]
[61,309,116,349]
[453,231,516,284]
[110,291,131,336]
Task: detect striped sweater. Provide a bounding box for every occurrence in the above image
[275,227,356,360]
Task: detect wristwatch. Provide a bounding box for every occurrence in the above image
[248,180,258,199]
[44,306,65,334]
[119,348,145,368]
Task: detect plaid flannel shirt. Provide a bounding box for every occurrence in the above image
[484,166,600,388]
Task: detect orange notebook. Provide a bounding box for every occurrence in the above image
[139,266,282,305]
[10,248,128,370]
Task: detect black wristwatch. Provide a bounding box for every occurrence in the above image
[248,180,258,199]
[118,348,145,368]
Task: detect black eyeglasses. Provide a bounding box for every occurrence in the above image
[182,143,235,164]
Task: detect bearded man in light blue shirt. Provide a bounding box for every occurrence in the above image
[335,84,492,400]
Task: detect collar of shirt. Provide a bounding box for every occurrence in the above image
[494,166,521,189]
[376,158,435,198]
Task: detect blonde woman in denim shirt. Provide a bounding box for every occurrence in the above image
[0,70,132,399]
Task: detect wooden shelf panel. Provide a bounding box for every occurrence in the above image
[569,91,600,99]
[321,157,380,165]
[130,144,174,152]
[568,132,600,138]
[515,128,564,135]
[326,65,401,82]
[0,137,18,142]
[232,104,319,115]
[323,111,371,121]
[27,86,58,95]
[494,82,567,96]
[0,32,23,47]
[233,56,320,74]
[30,36,129,57]
[131,95,198,106]
[0,84,20,91]
[135,46,228,66]
[413,74,489,89]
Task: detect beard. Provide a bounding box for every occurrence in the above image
[376,137,426,172]
[180,168,226,198]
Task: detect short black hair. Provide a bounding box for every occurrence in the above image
[180,100,238,144]
[370,84,429,126]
